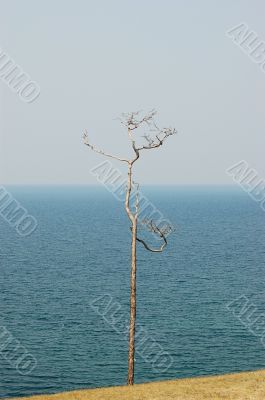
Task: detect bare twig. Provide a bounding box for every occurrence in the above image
[137,125,177,151]
[119,110,157,130]
[118,110,176,156]
[83,130,129,163]
[134,219,173,253]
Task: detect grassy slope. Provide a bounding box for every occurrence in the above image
[11,370,265,400]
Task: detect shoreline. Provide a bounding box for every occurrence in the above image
[9,369,265,400]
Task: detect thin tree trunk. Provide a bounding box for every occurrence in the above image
[83,112,175,387]
[128,220,137,385]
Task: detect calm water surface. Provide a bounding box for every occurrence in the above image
[0,186,265,398]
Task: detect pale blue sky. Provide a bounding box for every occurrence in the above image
[0,0,264,184]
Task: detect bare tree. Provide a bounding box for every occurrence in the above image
[83,110,176,385]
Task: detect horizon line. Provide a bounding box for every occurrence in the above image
[1,183,238,187]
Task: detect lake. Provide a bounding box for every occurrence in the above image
[0,186,265,398]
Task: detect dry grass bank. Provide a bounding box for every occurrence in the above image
[10,369,265,400]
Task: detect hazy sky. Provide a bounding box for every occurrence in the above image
[0,0,264,184]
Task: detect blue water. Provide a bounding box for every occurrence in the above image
[0,186,265,398]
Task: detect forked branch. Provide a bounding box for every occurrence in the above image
[119,110,157,131]
[135,220,172,253]
[119,110,176,156]
[137,125,176,151]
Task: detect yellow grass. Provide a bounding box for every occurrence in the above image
[10,370,265,400]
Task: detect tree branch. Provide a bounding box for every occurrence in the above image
[136,236,167,253]
[119,110,157,131]
[134,220,172,253]
[137,126,177,151]
[83,131,129,163]
[118,110,176,157]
